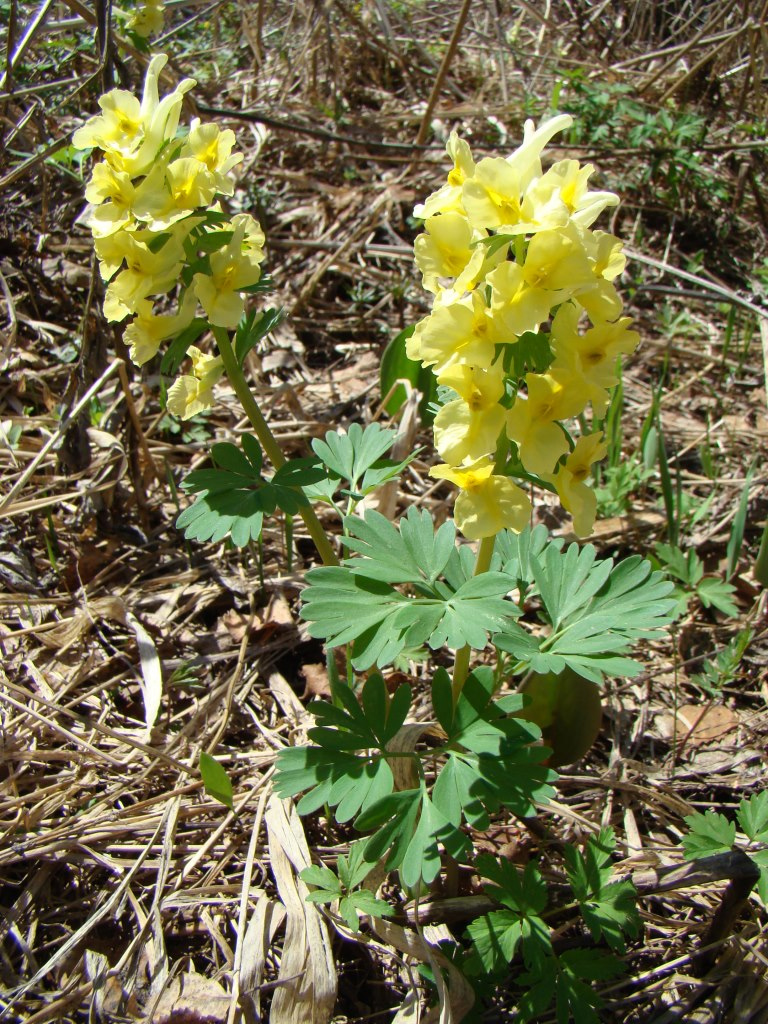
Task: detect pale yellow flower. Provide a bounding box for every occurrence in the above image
[192,221,264,329]
[415,131,475,218]
[546,433,607,537]
[430,458,532,540]
[433,361,506,464]
[181,120,242,194]
[505,370,587,475]
[133,158,217,230]
[550,304,639,416]
[128,0,165,38]
[486,262,553,339]
[461,114,573,232]
[407,291,499,373]
[166,345,224,418]
[521,226,595,297]
[520,160,619,232]
[103,233,185,320]
[123,291,197,365]
[73,89,144,157]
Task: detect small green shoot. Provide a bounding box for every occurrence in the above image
[199,751,234,810]
[690,628,753,695]
[300,841,393,931]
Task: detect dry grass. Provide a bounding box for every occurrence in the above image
[1,1,768,1021]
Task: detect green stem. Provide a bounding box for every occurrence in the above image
[213,327,338,566]
[451,534,495,706]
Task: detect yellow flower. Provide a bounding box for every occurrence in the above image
[522,226,595,297]
[430,458,532,540]
[550,304,639,416]
[433,362,506,464]
[84,165,137,237]
[546,433,607,537]
[94,230,133,280]
[505,371,586,474]
[128,0,165,37]
[415,131,475,218]
[181,119,242,194]
[486,262,552,339]
[73,89,144,157]
[133,157,217,230]
[73,56,195,177]
[123,291,197,365]
[520,160,619,232]
[461,114,573,232]
[414,212,475,293]
[462,155,526,231]
[103,233,185,320]
[192,221,265,329]
[407,291,498,373]
[166,345,224,418]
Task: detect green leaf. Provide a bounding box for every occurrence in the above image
[312,422,397,493]
[273,745,394,821]
[177,435,323,547]
[501,329,554,377]
[234,307,283,366]
[348,889,394,920]
[564,829,640,952]
[476,855,548,916]
[495,542,677,683]
[357,790,469,886]
[696,576,739,617]
[300,864,341,896]
[380,324,438,423]
[199,751,234,810]
[682,810,737,859]
[466,910,526,975]
[737,791,768,843]
[301,511,520,670]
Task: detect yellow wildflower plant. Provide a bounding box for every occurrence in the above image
[408,114,638,541]
[74,52,267,425]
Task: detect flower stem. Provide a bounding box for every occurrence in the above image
[451,533,495,705]
[213,327,338,566]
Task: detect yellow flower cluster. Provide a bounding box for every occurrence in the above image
[73,55,265,418]
[409,116,639,539]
